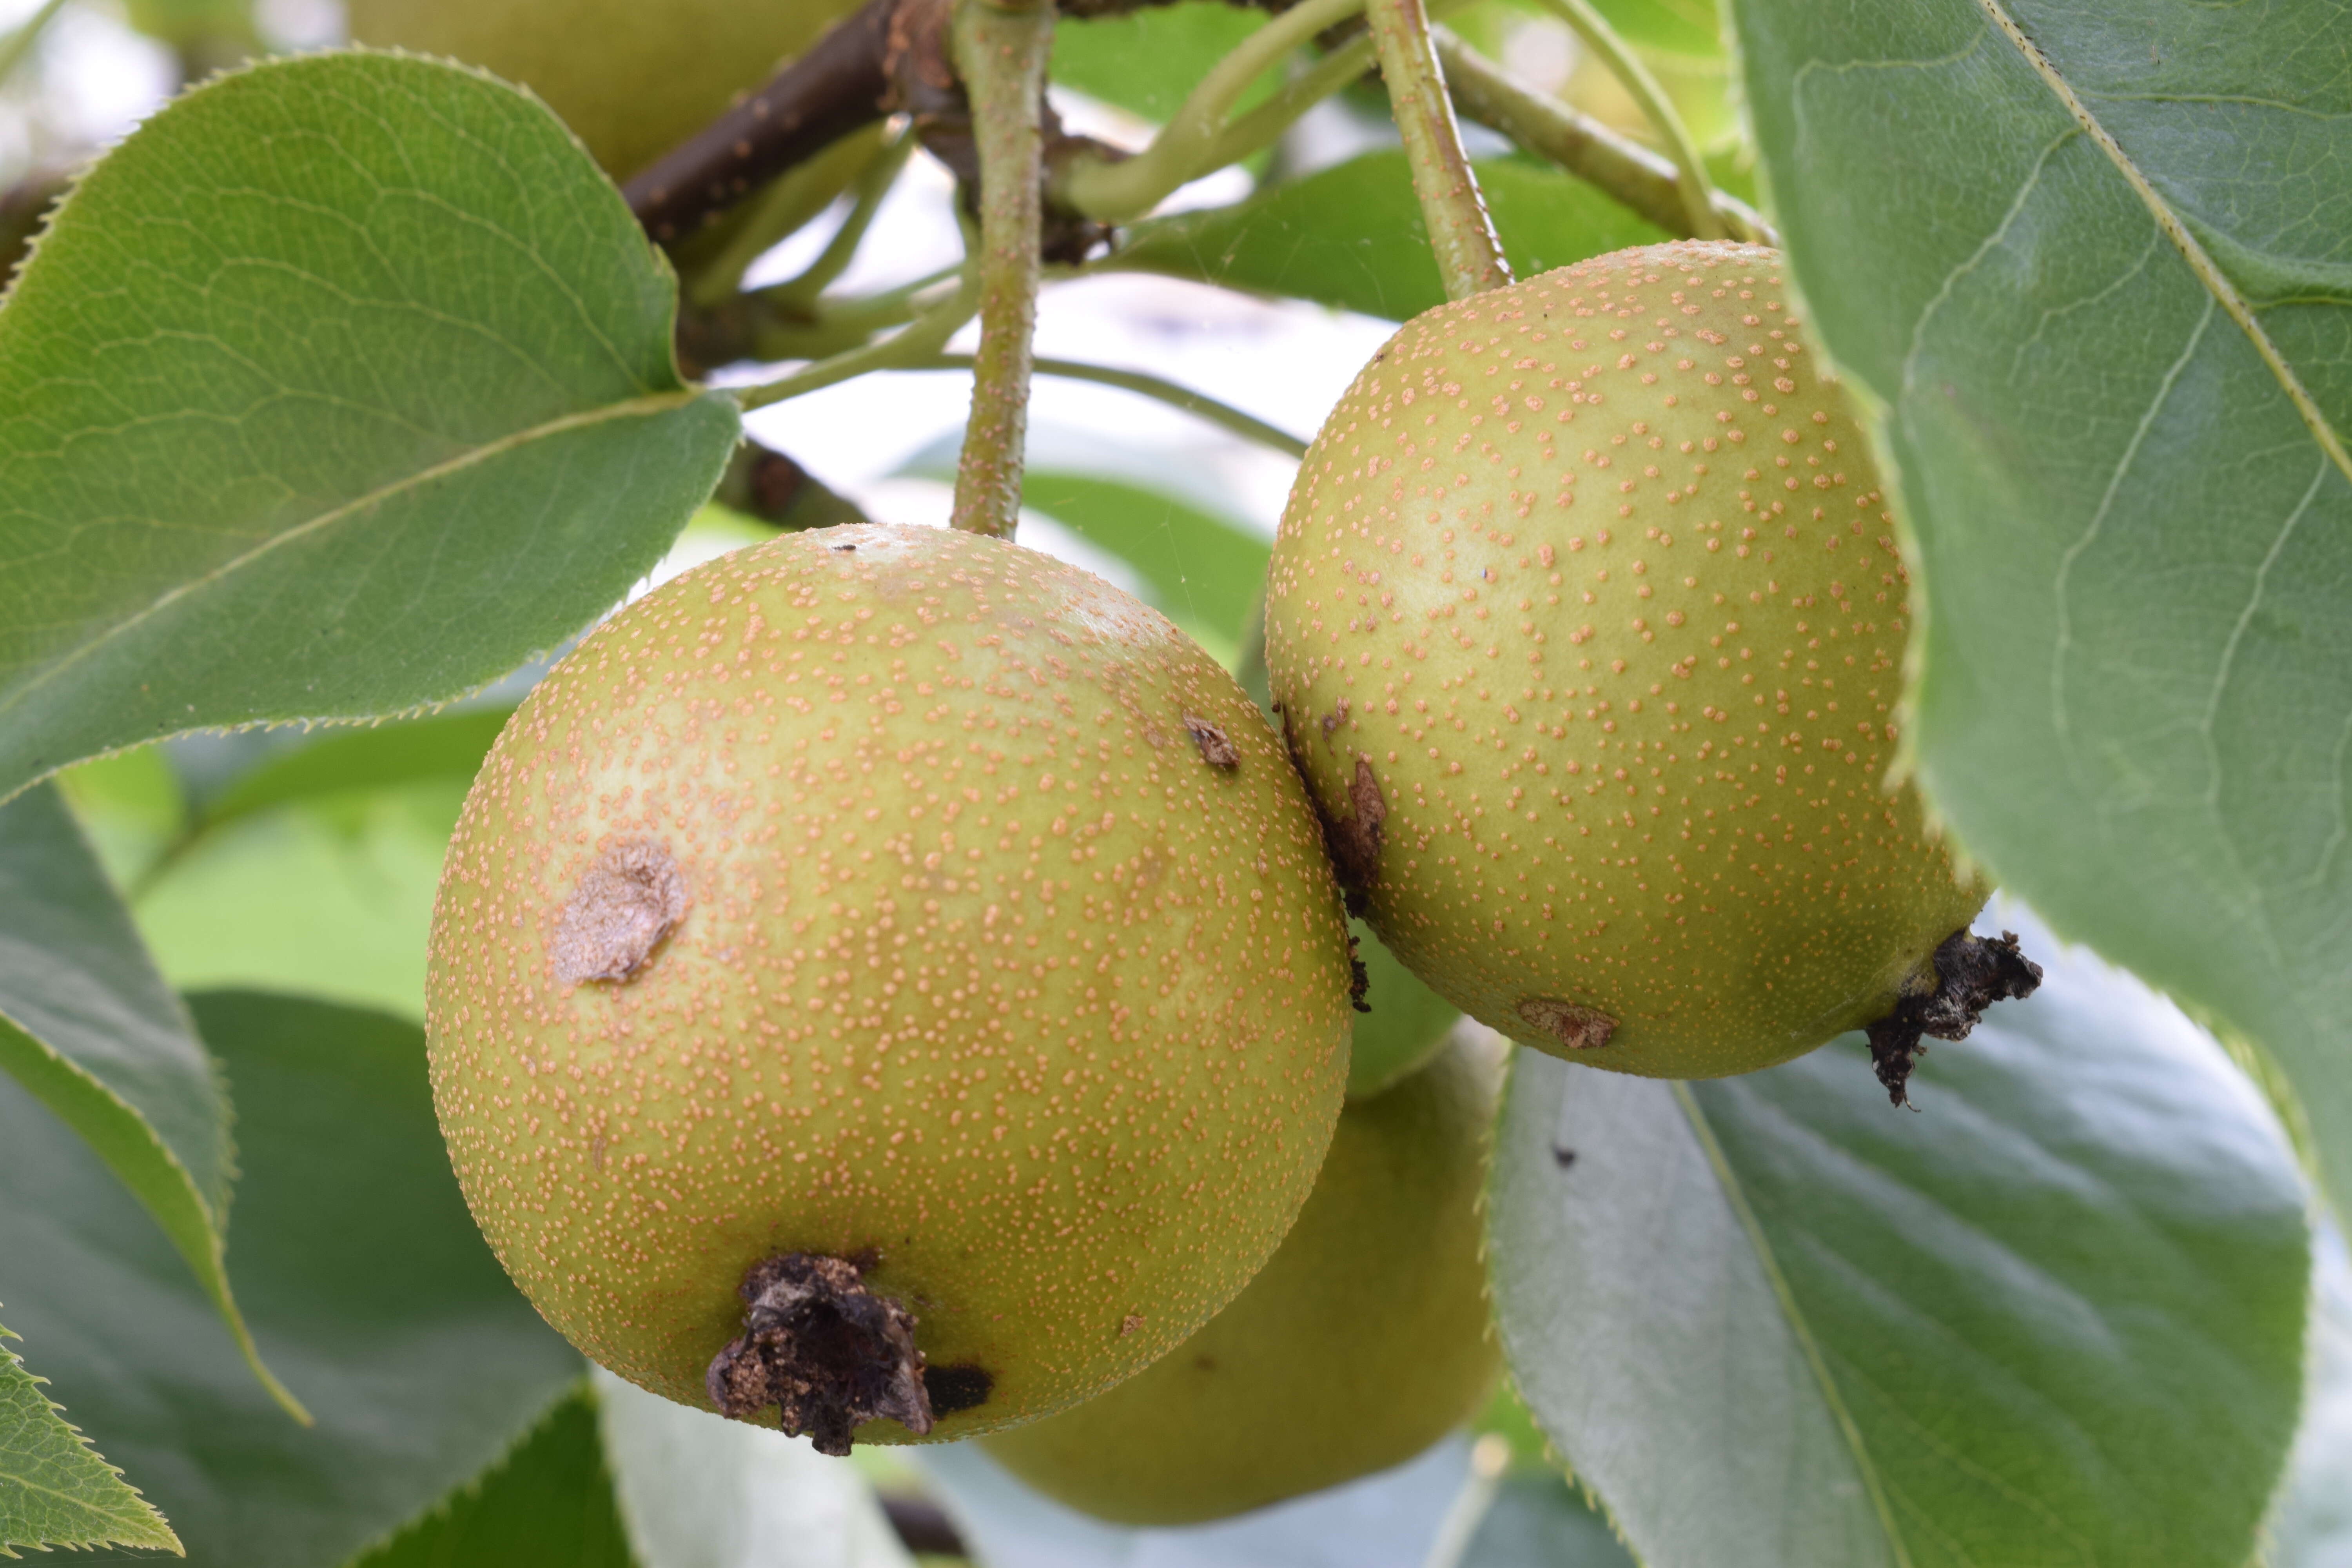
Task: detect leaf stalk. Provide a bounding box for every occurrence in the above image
[1526,0,1724,240]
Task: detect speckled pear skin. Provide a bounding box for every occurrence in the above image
[1265,242,1985,1080]
[979,1031,1504,1524]
[426,525,1353,1442]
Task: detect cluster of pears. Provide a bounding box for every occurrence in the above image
[426,241,1991,1519]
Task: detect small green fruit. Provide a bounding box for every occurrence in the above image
[348,0,862,178]
[426,526,1354,1450]
[980,1031,1503,1523]
[1265,241,1987,1079]
[1346,917,1459,1100]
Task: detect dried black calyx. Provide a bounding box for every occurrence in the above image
[1866,928,2043,1109]
[922,1362,994,1416]
[704,1253,933,1455]
[1346,932,1370,1014]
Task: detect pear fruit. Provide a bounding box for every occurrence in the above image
[348,0,863,179]
[426,525,1354,1450]
[1265,241,1989,1080]
[982,1031,1503,1523]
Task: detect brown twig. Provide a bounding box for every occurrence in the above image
[881,1494,968,1556]
[712,440,873,529]
[626,0,1136,249]
[625,0,907,244]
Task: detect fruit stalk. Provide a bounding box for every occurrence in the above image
[1525,0,1724,241]
[1365,0,1510,302]
[1437,33,1773,245]
[949,0,1056,537]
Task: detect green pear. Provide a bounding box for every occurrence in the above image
[981,1031,1503,1522]
[427,526,1355,1450]
[1265,241,1987,1080]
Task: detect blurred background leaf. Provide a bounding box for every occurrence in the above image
[2269,1225,2352,1567]
[0,990,584,1567]
[0,782,297,1412]
[1489,906,2311,1568]
[1051,0,1276,125]
[1117,152,1666,321]
[351,1388,637,1568]
[595,1370,914,1568]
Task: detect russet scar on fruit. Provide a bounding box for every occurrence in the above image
[426,526,1353,1450]
[1266,241,2034,1086]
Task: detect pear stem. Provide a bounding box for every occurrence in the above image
[1367,0,1510,301]
[761,123,919,316]
[1437,33,1773,245]
[1526,0,1724,241]
[911,354,1307,457]
[731,271,980,412]
[948,0,1057,539]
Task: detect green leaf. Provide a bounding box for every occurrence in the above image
[0,49,739,804]
[1588,0,1722,57]
[1347,919,1460,1101]
[1117,153,1667,321]
[0,990,584,1567]
[1052,1,1274,125]
[349,1388,635,1568]
[1462,1474,1637,1568]
[197,711,511,835]
[1022,471,1270,648]
[0,783,301,1419]
[1726,2,2352,1207]
[134,775,467,1021]
[0,1318,180,1558]
[593,1370,911,1568]
[1488,912,2311,1567]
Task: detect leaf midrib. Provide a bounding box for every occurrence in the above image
[0,388,706,732]
[1671,1082,1914,1567]
[1971,0,2352,492]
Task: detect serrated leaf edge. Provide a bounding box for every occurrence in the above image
[0,1318,182,1558]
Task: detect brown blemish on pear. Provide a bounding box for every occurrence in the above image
[426,525,1354,1442]
[550,840,687,984]
[1264,241,1993,1080]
